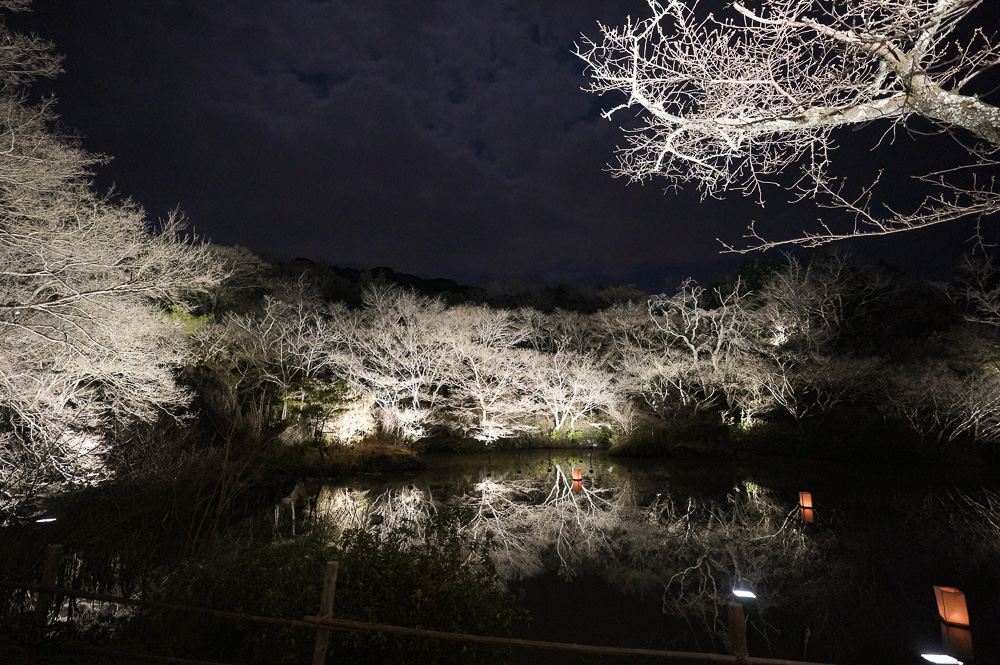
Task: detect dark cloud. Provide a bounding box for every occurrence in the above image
[17,0,990,290]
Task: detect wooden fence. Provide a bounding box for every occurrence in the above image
[0,544,835,665]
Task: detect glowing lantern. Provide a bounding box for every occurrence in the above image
[571,467,583,492]
[934,586,970,627]
[798,491,815,523]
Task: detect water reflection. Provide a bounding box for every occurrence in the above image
[268,451,1000,663]
[6,450,1000,664]
[278,453,826,659]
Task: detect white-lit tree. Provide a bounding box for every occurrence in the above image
[338,284,451,442]
[649,278,749,371]
[199,278,343,423]
[524,347,619,434]
[442,305,540,443]
[755,255,893,352]
[0,3,226,513]
[577,0,1000,249]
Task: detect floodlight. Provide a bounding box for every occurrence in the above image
[920,655,962,664]
[732,588,756,600]
[35,517,56,523]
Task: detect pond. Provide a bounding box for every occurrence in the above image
[4,448,1000,665]
[273,449,1000,665]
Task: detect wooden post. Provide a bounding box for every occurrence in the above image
[728,602,748,660]
[310,561,339,665]
[33,544,63,626]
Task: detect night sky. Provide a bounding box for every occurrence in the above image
[15,0,998,291]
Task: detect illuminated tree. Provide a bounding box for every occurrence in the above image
[521,308,597,355]
[944,256,1000,327]
[649,278,749,371]
[755,255,893,352]
[199,278,343,424]
[0,3,225,513]
[577,0,1000,249]
[524,347,619,434]
[886,360,1000,444]
[442,305,540,443]
[0,192,224,511]
[338,284,451,441]
[747,351,881,427]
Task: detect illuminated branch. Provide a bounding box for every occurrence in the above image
[577,0,1000,248]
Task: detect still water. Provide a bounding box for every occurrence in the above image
[4,449,999,664]
[277,449,1000,665]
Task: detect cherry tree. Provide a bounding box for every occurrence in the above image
[577,0,1000,248]
[525,347,619,434]
[0,3,226,513]
[442,305,540,443]
[338,284,452,441]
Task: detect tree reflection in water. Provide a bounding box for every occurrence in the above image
[304,468,827,647]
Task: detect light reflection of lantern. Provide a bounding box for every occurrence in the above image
[934,586,970,627]
[571,467,583,492]
[798,491,815,523]
[941,623,974,662]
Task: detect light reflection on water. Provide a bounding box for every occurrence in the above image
[276,450,1000,665]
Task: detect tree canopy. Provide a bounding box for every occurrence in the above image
[576,0,1000,250]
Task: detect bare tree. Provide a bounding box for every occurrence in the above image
[748,351,880,427]
[943,256,1000,326]
[0,192,226,511]
[755,255,892,352]
[198,278,343,424]
[338,284,452,442]
[576,0,1000,249]
[442,305,540,443]
[524,347,619,434]
[886,360,1000,444]
[0,3,226,513]
[649,278,749,371]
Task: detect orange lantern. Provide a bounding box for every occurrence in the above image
[571,467,583,492]
[934,586,970,627]
[798,492,815,523]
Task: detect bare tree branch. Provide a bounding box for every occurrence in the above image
[577,0,1000,248]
